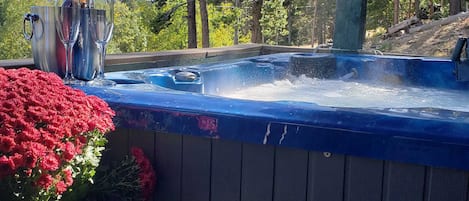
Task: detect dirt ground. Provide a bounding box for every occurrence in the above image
[363,14,469,58]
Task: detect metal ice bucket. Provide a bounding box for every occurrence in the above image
[24,6,98,81]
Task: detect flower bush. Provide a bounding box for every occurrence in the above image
[85,147,157,201]
[0,68,115,200]
[131,147,157,201]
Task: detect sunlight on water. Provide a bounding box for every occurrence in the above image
[221,75,469,112]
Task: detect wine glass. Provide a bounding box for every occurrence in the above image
[55,0,83,85]
[87,0,116,87]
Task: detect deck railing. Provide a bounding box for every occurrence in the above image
[0,44,415,70]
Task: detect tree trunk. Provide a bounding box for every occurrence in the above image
[250,0,263,43]
[311,0,318,47]
[319,21,325,45]
[415,0,420,15]
[429,0,434,19]
[317,7,324,46]
[326,0,335,43]
[462,0,467,12]
[393,0,400,25]
[234,0,240,44]
[450,0,462,15]
[187,0,197,48]
[287,2,293,45]
[408,0,413,18]
[199,0,210,48]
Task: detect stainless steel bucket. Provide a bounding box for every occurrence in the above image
[24,6,98,81]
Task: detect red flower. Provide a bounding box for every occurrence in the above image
[0,136,16,153]
[131,147,145,159]
[62,142,76,162]
[17,126,41,142]
[10,153,25,168]
[1,100,16,113]
[0,156,15,178]
[131,147,156,201]
[23,168,33,177]
[72,120,89,135]
[23,151,38,169]
[55,181,67,195]
[40,132,58,149]
[0,126,15,137]
[40,154,60,171]
[36,174,53,190]
[26,105,49,122]
[63,168,73,186]
[19,141,47,159]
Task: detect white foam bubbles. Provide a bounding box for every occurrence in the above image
[221,75,469,112]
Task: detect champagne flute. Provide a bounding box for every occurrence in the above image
[87,0,116,87]
[55,0,83,85]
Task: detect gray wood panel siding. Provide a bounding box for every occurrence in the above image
[273,146,309,201]
[424,167,468,201]
[104,129,469,201]
[382,161,426,201]
[241,143,275,201]
[181,135,212,201]
[102,128,130,164]
[307,152,345,201]
[211,140,242,201]
[155,133,183,201]
[343,156,383,201]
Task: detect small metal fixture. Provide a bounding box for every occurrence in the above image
[175,71,198,82]
[323,152,332,158]
[451,37,469,81]
[23,13,39,40]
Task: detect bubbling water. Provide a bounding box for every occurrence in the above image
[221,75,469,112]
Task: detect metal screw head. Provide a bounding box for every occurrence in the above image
[323,152,332,158]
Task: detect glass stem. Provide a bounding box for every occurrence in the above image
[96,43,106,80]
[64,43,74,81]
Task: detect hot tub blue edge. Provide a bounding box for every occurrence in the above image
[79,86,469,171]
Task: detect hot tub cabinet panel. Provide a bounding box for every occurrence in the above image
[103,128,469,201]
[81,53,469,201]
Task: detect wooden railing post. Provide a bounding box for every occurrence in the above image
[332,0,367,51]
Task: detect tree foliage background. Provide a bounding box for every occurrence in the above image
[0,0,466,59]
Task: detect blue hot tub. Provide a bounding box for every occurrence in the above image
[81,53,469,201]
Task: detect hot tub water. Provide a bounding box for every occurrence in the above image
[221,75,469,112]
